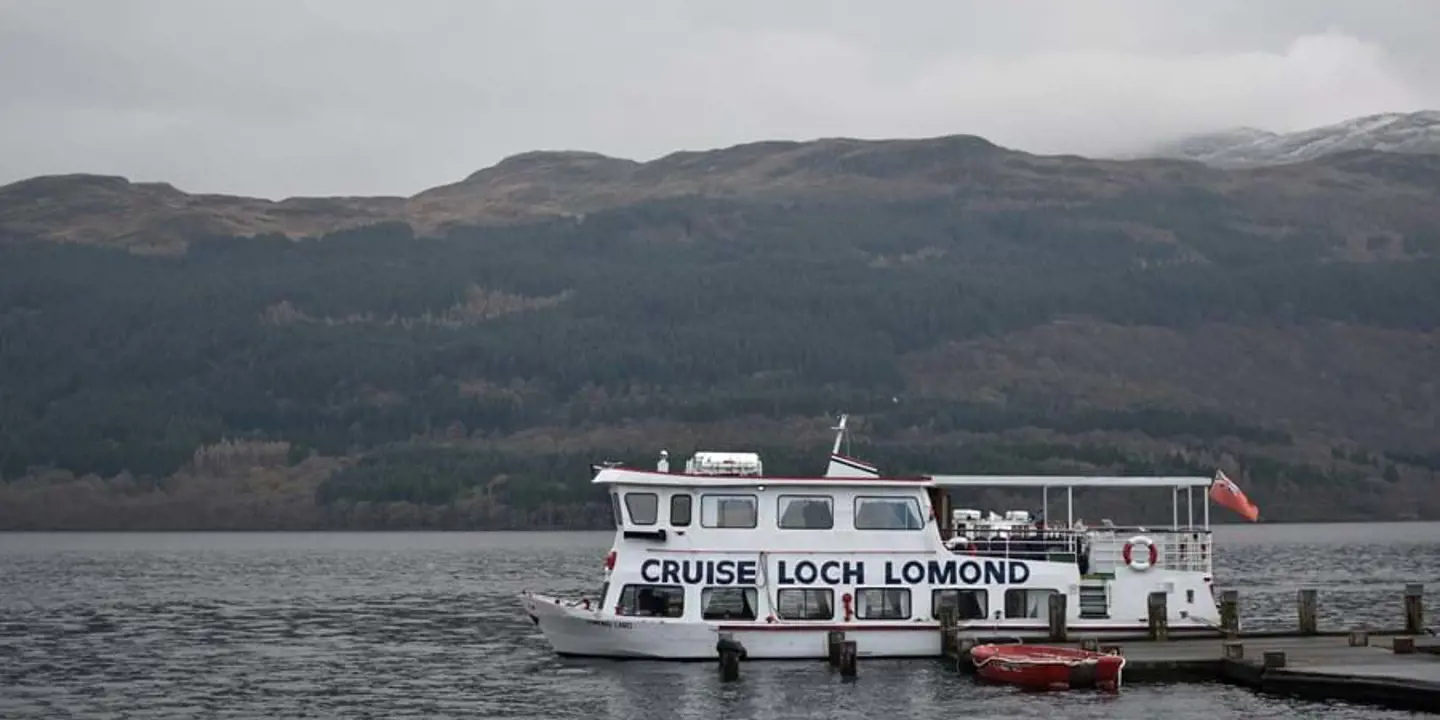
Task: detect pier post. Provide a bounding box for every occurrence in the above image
[938,606,958,657]
[717,632,743,682]
[1223,641,1244,660]
[839,640,858,678]
[1349,630,1369,647]
[1047,593,1068,642]
[1147,592,1169,642]
[1403,584,1424,635]
[1394,636,1416,655]
[1219,589,1240,637]
[1262,651,1286,669]
[1297,589,1318,635]
[827,631,845,667]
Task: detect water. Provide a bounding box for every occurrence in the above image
[1,524,1436,719]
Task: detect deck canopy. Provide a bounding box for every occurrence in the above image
[929,475,1214,489]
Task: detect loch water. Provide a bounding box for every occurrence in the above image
[2,523,1437,719]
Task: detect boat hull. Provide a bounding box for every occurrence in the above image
[524,592,1219,660]
[972,644,1125,691]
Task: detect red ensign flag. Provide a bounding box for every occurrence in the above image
[1210,470,1260,522]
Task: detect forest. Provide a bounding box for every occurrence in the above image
[3,156,1439,529]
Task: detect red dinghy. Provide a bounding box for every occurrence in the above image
[970,644,1125,692]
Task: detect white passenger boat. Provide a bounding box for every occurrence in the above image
[521,415,1252,659]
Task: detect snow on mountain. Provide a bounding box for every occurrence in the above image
[1143,110,1440,168]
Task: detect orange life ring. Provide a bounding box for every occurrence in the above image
[1122,535,1158,571]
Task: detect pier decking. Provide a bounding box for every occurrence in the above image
[717,584,1439,713]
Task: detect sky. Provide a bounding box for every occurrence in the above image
[2,0,1438,199]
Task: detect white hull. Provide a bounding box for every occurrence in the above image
[524,591,1224,660]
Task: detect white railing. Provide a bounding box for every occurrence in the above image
[950,527,1213,575]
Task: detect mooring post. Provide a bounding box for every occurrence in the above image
[1079,636,1099,652]
[717,632,743,682]
[827,630,845,667]
[1297,588,1318,635]
[1394,636,1416,655]
[938,606,958,657]
[1403,584,1424,635]
[956,636,978,674]
[1223,641,1244,660]
[1219,589,1240,637]
[1262,651,1286,669]
[1147,591,1169,642]
[1048,592,1068,642]
[1349,629,1369,647]
[839,640,858,678]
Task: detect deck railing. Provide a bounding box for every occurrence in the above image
[953,527,1213,575]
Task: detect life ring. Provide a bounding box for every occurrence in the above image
[1122,535,1158,571]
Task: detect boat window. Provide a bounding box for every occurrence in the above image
[1003,589,1057,619]
[777,495,834,529]
[670,494,692,527]
[932,589,988,620]
[853,497,924,530]
[775,589,834,620]
[701,588,759,620]
[700,494,758,529]
[856,588,911,620]
[625,492,659,526]
[616,584,684,618]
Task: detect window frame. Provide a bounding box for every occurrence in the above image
[776,494,835,530]
[699,493,759,529]
[616,584,685,618]
[854,587,912,620]
[931,588,989,620]
[700,587,760,621]
[852,495,925,531]
[669,493,693,527]
[1003,588,1058,619]
[775,588,835,621]
[624,491,659,526]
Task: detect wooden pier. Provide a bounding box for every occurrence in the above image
[715,584,1438,713]
[937,583,1439,713]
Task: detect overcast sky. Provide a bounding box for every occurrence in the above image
[3,0,1438,198]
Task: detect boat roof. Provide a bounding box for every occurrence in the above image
[593,467,1213,489]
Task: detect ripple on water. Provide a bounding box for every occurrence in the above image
[0,526,1435,719]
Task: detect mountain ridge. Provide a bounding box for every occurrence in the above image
[2,116,1440,529]
[1142,110,1440,168]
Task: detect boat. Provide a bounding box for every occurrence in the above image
[521,414,1256,659]
[970,643,1125,691]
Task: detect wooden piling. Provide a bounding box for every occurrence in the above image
[938,606,957,657]
[1262,650,1287,669]
[1223,641,1244,660]
[1297,589,1318,635]
[1219,589,1240,637]
[1048,592,1068,642]
[1403,584,1424,635]
[838,640,858,678]
[717,632,742,682]
[1147,592,1169,642]
[827,631,845,667]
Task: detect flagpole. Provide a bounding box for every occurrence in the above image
[1204,474,1212,529]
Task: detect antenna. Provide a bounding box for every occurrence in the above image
[830,413,850,457]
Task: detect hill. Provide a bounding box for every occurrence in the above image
[1143,111,1440,168]
[2,133,1439,529]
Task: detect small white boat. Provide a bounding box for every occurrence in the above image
[522,414,1237,659]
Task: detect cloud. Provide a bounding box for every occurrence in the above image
[0,1,1436,197]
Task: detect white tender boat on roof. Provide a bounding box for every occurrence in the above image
[521,414,1238,659]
